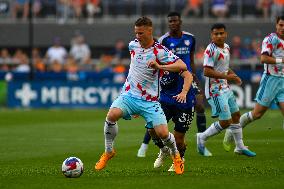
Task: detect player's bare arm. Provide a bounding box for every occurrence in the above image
[147,59,187,72]
[228,68,242,85]
[204,67,241,85]
[173,71,193,103]
[260,54,284,64]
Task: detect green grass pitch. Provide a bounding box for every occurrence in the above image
[0,109,283,189]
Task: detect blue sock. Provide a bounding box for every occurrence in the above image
[143,130,151,144]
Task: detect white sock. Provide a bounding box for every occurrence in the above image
[161,132,178,155]
[240,111,254,128]
[140,143,148,150]
[229,123,245,149]
[104,119,118,153]
[200,121,223,141]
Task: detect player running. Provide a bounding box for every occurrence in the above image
[95,16,190,175]
[223,16,284,150]
[137,12,207,164]
[196,23,256,157]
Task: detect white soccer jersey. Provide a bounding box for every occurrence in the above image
[121,39,179,101]
[261,33,284,77]
[203,42,230,98]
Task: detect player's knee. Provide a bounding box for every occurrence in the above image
[232,112,241,123]
[106,108,122,122]
[220,120,232,128]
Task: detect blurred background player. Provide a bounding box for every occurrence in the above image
[196,23,256,157]
[223,16,284,149]
[95,16,187,175]
[137,12,207,158]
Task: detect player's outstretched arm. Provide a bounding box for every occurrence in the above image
[173,71,193,103]
[147,59,187,72]
[261,54,284,64]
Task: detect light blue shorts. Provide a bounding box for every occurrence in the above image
[110,95,167,128]
[207,90,239,120]
[255,74,284,107]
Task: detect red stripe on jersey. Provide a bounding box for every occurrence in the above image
[277,42,284,49]
[130,50,135,58]
[125,84,130,91]
[218,53,224,61]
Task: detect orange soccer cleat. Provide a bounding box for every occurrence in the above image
[95,150,116,170]
[172,153,184,175]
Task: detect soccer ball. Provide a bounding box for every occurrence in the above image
[62,157,84,178]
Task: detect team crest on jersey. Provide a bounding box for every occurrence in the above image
[170,43,175,47]
[184,40,190,46]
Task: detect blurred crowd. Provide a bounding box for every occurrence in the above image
[0,0,283,21]
[0,0,281,83]
[0,31,129,82]
[0,32,263,77]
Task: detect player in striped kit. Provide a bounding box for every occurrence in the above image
[196,23,256,157]
[223,16,284,150]
[95,16,192,175]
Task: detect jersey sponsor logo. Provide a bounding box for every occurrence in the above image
[136,54,143,61]
[184,40,190,46]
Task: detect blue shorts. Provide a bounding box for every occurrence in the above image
[110,95,167,128]
[255,74,284,107]
[207,90,239,120]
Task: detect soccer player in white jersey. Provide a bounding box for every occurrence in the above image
[196,23,256,157]
[223,16,284,149]
[95,17,190,175]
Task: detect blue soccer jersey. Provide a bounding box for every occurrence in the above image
[158,31,196,109]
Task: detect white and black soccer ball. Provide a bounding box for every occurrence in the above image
[62,157,84,178]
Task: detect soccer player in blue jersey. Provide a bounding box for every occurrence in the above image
[95,16,192,175]
[137,12,207,162]
[223,16,284,150]
[196,23,256,157]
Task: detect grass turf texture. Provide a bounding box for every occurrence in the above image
[0,109,283,189]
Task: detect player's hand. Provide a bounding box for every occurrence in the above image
[147,60,160,70]
[226,74,242,86]
[173,92,187,103]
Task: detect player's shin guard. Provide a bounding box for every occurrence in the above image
[104,119,118,153]
[240,111,254,128]
[161,132,178,155]
[196,112,207,132]
[229,123,245,149]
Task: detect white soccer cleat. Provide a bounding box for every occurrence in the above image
[234,147,256,157]
[168,163,174,172]
[223,129,234,152]
[153,148,170,168]
[197,133,212,157]
[137,147,147,157]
